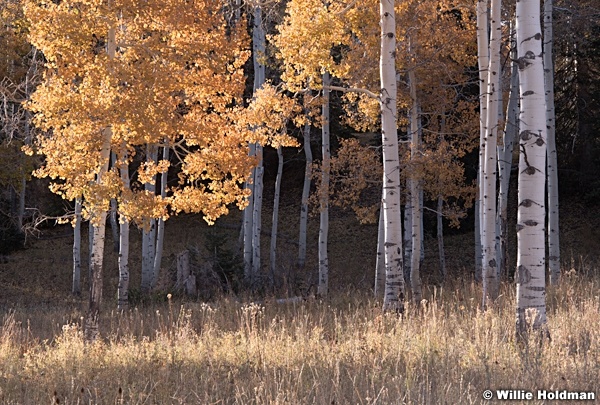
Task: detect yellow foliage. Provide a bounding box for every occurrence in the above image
[313,138,382,224]
[238,83,301,148]
[24,0,255,225]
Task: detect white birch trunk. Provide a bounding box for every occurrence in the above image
[152,144,168,288]
[408,68,422,304]
[515,0,548,339]
[496,35,519,282]
[482,0,501,306]
[474,178,482,281]
[318,72,331,297]
[380,0,405,312]
[298,122,312,268]
[243,144,255,279]
[374,201,385,299]
[141,145,157,293]
[72,198,82,296]
[269,146,284,286]
[403,184,412,283]
[250,5,266,284]
[109,152,119,253]
[84,21,115,342]
[88,220,94,281]
[118,145,130,311]
[475,0,490,283]
[252,147,264,279]
[544,0,560,285]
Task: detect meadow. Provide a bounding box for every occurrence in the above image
[0,275,598,404]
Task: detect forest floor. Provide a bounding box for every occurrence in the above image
[0,187,599,403]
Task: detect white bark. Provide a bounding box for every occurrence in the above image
[408,67,422,304]
[318,72,331,297]
[84,21,115,342]
[269,146,284,286]
[72,198,82,296]
[475,0,490,283]
[403,183,412,283]
[482,0,501,306]
[374,201,385,299]
[380,0,405,312]
[249,5,266,284]
[497,33,519,282]
[515,0,548,338]
[243,143,255,279]
[252,147,264,279]
[109,152,119,253]
[141,145,157,293]
[544,0,560,285]
[118,145,130,311]
[474,178,482,281]
[152,144,168,288]
[298,122,312,268]
[88,220,94,281]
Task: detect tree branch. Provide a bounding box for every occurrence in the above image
[324,85,379,100]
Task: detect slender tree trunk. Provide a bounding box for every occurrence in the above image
[544,0,560,285]
[437,195,447,282]
[515,0,548,341]
[252,147,264,279]
[408,67,422,304]
[88,220,94,281]
[141,145,158,293]
[403,183,412,284]
[482,0,501,307]
[497,34,519,282]
[72,198,82,296]
[250,4,266,284]
[243,144,255,279]
[18,49,36,234]
[109,152,119,253]
[474,178,482,281]
[298,121,312,268]
[118,144,130,311]
[109,198,119,252]
[374,201,385,299]
[85,20,116,342]
[475,0,490,283]
[152,144,168,288]
[380,0,405,313]
[318,72,331,297]
[269,146,284,287]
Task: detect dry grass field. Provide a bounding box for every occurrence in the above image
[0,278,598,404]
[0,190,599,404]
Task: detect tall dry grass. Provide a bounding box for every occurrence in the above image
[0,274,598,404]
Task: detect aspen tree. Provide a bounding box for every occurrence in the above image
[238,84,300,287]
[408,65,422,304]
[544,0,560,285]
[298,120,312,269]
[475,0,490,282]
[497,27,519,281]
[318,72,331,296]
[25,0,254,337]
[482,0,502,306]
[247,3,267,284]
[515,0,548,340]
[72,198,82,296]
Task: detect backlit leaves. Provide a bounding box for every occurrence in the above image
[24,0,255,226]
